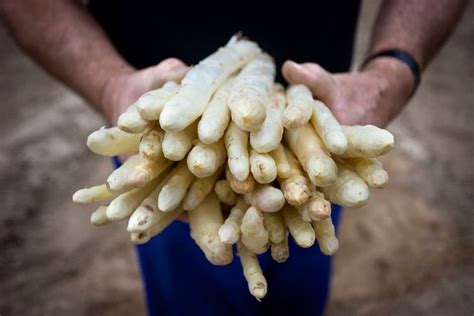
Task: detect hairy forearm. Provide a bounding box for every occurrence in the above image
[357,0,467,124]
[0,0,134,115]
[368,0,467,68]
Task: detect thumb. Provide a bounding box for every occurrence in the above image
[147,58,190,88]
[282,60,336,101]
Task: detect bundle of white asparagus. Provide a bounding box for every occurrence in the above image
[73,36,394,300]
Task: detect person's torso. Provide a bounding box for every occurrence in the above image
[89,0,360,74]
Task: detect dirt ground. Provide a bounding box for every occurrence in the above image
[0,1,473,315]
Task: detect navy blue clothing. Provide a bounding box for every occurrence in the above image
[136,207,341,316]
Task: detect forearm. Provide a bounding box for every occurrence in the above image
[358,0,467,124]
[368,0,467,68]
[0,0,134,116]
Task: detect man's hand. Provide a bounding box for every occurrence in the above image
[99,57,189,221]
[282,59,415,127]
[101,58,189,124]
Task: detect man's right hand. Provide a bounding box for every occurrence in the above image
[100,58,190,222]
[101,58,189,124]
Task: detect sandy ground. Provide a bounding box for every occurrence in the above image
[0,1,473,315]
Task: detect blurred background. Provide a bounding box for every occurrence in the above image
[0,1,473,315]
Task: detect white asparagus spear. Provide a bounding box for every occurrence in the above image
[281,204,315,248]
[160,37,259,132]
[106,154,143,193]
[73,184,118,204]
[158,160,195,212]
[187,140,226,178]
[271,233,289,263]
[278,148,311,206]
[90,206,109,226]
[218,198,247,244]
[240,206,269,254]
[310,100,348,155]
[249,150,277,184]
[262,212,286,244]
[313,218,339,255]
[118,104,152,133]
[237,240,267,301]
[125,154,173,189]
[225,165,255,194]
[129,207,184,244]
[250,83,286,153]
[87,126,141,156]
[244,184,285,213]
[198,78,234,144]
[136,81,180,120]
[214,180,238,206]
[345,157,389,188]
[341,125,394,158]
[228,53,275,132]
[224,121,250,181]
[321,163,370,207]
[285,123,337,187]
[282,84,314,129]
[269,144,291,179]
[106,173,165,221]
[162,121,198,161]
[296,189,331,222]
[189,193,233,265]
[182,168,221,211]
[127,170,177,233]
[139,127,164,161]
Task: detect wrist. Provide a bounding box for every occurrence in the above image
[361,57,415,102]
[99,64,136,124]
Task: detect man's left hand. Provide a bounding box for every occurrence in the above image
[282,58,415,127]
